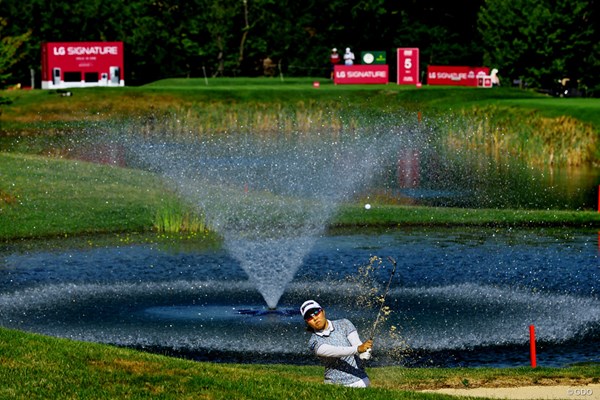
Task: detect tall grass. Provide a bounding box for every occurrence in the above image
[2,83,599,168]
[153,202,207,234]
[447,106,598,166]
[137,100,357,137]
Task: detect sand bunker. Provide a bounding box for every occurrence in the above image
[424,384,600,399]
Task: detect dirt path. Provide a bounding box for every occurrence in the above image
[423,384,600,399]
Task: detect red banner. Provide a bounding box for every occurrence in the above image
[334,65,389,84]
[397,48,419,85]
[426,66,489,86]
[41,41,125,89]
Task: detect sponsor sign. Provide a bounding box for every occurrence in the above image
[334,65,389,84]
[427,65,489,86]
[361,51,386,65]
[477,76,493,88]
[397,48,419,85]
[41,41,125,89]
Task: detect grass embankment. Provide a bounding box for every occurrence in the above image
[2,79,599,165]
[1,151,599,241]
[0,152,212,240]
[333,203,600,229]
[1,327,598,400]
[0,152,163,239]
[3,78,600,130]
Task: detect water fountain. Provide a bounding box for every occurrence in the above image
[121,121,407,310]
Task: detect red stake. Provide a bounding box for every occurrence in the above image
[529,325,537,368]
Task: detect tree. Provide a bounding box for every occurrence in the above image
[0,17,31,85]
[199,0,241,77]
[4,0,596,92]
[478,0,599,92]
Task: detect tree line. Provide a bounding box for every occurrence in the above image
[1,0,598,95]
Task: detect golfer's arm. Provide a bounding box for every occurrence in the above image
[314,330,363,357]
[347,331,362,347]
[315,343,358,357]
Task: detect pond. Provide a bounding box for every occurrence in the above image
[1,118,599,369]
[1,227,598,368]
[2,121,599,211]
[372,147,600,211]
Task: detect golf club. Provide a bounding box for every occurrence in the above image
[360,256,397,360]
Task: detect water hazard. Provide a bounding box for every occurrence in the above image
[1,227,598,367]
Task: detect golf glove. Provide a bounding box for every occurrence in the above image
[359,348,372,360]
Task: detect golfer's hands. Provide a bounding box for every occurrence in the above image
[358,339,373,354]
[358,340,373,360]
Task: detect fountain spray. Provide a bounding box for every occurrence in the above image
[360,256,397,360]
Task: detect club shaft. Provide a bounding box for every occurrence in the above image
[369,257,396,340]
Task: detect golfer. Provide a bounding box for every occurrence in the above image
[300,299,373,387]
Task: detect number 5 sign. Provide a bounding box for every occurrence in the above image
[397,48,420,85]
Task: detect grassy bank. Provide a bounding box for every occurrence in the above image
[0,152,163,239]
[1,152,599,241]
[333,203,600,229]
[3,79,600,131]
[1,79,599,166]
[1,327,598,400]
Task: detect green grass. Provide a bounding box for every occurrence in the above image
[332,204,600,229]
[153,201,207,234]
[0,152,168,239]
[1,327,598,400]
[1,152,598,241]
[493,97,600,127]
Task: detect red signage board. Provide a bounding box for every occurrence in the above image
[396,48,419,85]
[334,65,389,84]
[41,42,125,89]
[426,66,489,86]
[477,76,493,88]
